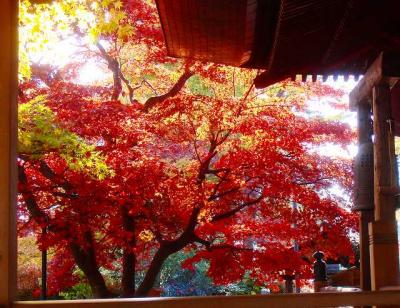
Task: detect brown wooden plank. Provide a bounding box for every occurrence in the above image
[12,291,400,308]
[0,1,18,308]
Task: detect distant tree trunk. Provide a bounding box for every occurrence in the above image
[121,205,136,297]
[69,233,112,298]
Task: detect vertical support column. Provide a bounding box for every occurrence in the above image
[370,84,400,290]
[0,1,18,307]
[373,85,396,221]
[356,103,374,291]
[360,210,374,290]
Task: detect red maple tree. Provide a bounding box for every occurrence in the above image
[18,0,357,298]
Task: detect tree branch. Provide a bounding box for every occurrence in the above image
[96,42,122,101]
[207,186,240,202]
[143,70,194,112]
[193,235,252,252]
[38,160,74,191]
[211,195,263,222]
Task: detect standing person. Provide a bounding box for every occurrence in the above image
[313,251,328,292]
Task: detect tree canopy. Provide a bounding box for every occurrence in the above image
[18,0,357,298]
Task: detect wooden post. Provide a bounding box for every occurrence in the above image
[0,1,18,307]
[369,84,399,290]
[350,52,400,292]
[359,210,374,291]
[356,103,374,291]
[373,85,397,221]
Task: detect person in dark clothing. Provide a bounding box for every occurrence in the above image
[313,251,327,292]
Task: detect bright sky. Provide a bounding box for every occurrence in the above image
[29,37,111,85]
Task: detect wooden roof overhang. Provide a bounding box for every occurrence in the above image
[155,0,400,88]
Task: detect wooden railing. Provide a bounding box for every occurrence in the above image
[12,291,400,308]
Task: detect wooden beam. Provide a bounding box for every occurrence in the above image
[0,1,18,307]
[12,291,400,308]
[349,52,400,111]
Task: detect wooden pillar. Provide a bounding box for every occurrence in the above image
[0,1,18,307]
[373,85,397,221]
[356,103,374,291]
[350,52,400,292]
[360,210,374,291]
[369,84,399,290]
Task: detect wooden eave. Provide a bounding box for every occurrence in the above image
[155,0,400,88]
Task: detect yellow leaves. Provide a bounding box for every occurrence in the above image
[139,230,155,242]
[88,27,101,43]
[195,121,210,141]
[18,51,31,80]
[198,208,211,222]
[114,1,123,9]
[173,158,197,178]
[239,135,254,150]
[118,24,134,40]
[101,0,113,7]
[19,97,114,180]
[19,0,134,75]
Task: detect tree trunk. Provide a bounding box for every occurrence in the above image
[134,244,172,297]
[121,206,136,297]
[134,209,198,297]
[69,236,112,298]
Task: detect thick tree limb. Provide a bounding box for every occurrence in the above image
[119,71,135,103]
[135,206,200,296]
[38,160,73,191]
[18,165,49,225]
[143,70,194,112]
[96,42,122,101]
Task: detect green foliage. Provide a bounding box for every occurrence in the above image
[187,75,213,97]
[219,275,264,295]
[59,283,93,300]
[18,96,113,179]
[160,250,219,296]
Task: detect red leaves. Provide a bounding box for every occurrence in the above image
[18,77,358,293]
[18,0,357,294]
